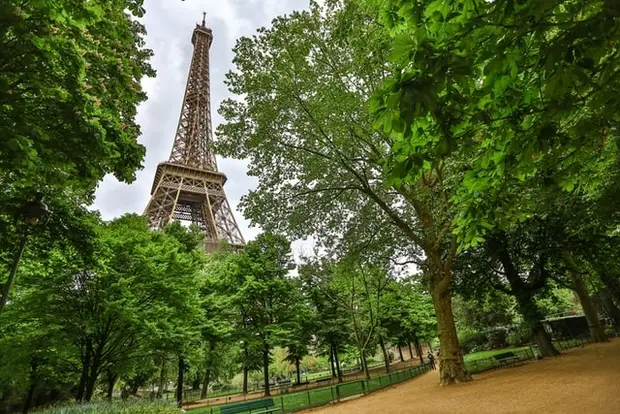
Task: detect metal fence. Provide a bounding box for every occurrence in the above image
[192,363,433,414]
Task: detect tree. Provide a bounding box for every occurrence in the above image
[216,0,469,384]
[0,0,154,228]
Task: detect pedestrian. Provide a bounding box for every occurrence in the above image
[427,352,436,370]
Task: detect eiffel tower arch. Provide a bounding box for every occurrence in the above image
[144,14,244,252]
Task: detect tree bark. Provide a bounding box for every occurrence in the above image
[378,336,391,373]
[398,345,404,362]
[360,349,370,380]
[295,356,301,385]
[106,371,117,401]
[157,358,166,398]
[84,351,102,401]
[262,343,270,397]
[201,366,211,400]
[329,346,337,378]
[408,342,414,359]
[494,236,559,358]
[569,271,607,342]
[598,288,620,328]
[413,334,424,365]
[430,284,471,384]
[176,356,185,409]
[76,341,92,401]
[333,347,343,383]
[22,360,38,414]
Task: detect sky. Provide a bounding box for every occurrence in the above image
[92,0,318,255]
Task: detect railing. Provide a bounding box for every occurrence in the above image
[191,363,433,413]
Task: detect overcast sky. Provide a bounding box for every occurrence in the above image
[93,0,317,253]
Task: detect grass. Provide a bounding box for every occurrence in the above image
[32,401,181,414]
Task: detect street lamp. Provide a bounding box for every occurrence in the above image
[0,192,50,313]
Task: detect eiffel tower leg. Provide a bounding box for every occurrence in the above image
[144,174,183,229]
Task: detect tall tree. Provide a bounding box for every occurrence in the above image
[217,0,469,384]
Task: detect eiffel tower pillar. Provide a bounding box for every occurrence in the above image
[144,13,244,251]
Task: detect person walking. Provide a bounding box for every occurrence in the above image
[427,352,436,370]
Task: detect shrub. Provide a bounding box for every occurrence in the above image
[507,325,531,347]
[33,401,181,414]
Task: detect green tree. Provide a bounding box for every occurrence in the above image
[0,0,154,220]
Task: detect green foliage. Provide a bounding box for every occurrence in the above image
[32,401,180,414]
[371,0,620,246]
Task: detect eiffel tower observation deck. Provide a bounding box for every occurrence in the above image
[144,13,244,252]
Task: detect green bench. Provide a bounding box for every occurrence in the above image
[220,398,280,414]
[493,351,520,365]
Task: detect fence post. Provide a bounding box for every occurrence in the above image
[361,380,366,394]
[307,390,311,407]
[335,385,340,401]
[331,386,335,402]
[378,376,382,387]
[281,395,284,411]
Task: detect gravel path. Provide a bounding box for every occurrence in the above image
[303,339,620,414]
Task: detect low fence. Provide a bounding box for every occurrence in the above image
[192,363,433,413]
[464,335,598,375]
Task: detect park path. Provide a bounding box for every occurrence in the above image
[303,339,620,413]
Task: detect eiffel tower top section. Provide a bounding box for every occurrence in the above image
[168,12,217,171]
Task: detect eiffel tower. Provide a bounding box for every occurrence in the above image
[144,13,244,252]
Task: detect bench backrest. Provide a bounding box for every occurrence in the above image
[493,352,517,359]
[220,398,275,414]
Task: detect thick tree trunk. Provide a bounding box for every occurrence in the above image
[262,344,270,397]
[201,367,210,400]
[106,371,117,401]
[569,271,607,342]
[379,336,391,373]
[408,342,414,359]
[295,356,301,385]
[430,284,471,384]
[333,347,343,383]
[176,357,184,409]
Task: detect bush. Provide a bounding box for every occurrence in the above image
[507,325,531,347]
[33,401,181,414]
[459,328,509,354]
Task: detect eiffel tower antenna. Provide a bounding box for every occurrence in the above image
[144,16,244,252]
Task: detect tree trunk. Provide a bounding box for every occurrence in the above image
[242,346,249,394]
[329,346,337,378]
[262,344,270,397]
[495,236,560,358]
[176,356,184,409]
[398,345,404,362]
[408,342,414,359]
[430,284,471,384]
[569,271,607,342]
[359,349,370,380]
[378,336,391,373]
[201,367,210,400]
[597,270,620,305]
[22,383,35,414]
[84,352,102,401]
[157,358,166,398]
[427,342,433,352]
[598,288,620,328]
[295,356,301,385]
[76,341,92,401]
[333,347,343,383]
[413,334,424,365]
[106,371,117,401]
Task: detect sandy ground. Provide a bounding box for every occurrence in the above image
[302,339,620,414]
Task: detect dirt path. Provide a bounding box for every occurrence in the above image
[303,339,620,414]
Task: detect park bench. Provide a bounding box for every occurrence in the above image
[220,398,280,414]
[493,351,520,366]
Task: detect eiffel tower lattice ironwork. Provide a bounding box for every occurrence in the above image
[144,13,244,252]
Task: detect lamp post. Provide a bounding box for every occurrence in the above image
[0,192,50,313]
